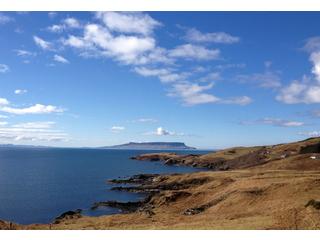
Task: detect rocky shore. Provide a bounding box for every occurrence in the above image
[2,137,320,229]
[131,137,320,171]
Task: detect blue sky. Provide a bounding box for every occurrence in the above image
[1,12,320,149]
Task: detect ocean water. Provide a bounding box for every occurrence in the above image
[0,147,208,224]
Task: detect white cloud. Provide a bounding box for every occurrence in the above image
[155,127,173,136]
[215,63,246,70]
[0,104,64,115]
[159,73,187,83]
[63,17,80,28]
[104,39,155,64]
[134,66,171,77]
[222,96,252,106]
[48,17,81,33]
[53,54,69,64]
[276,78,320,104]
[198,72,221,82]
[0,115,8,119]
[281,122,305,127]
[111,126,125,133]
[14,89,28,95]
[62,35,88,48]
[276,80,307,104]
[310,51,320,82]
[133,118,157,123]
[51,12,172,77]
[64,24,156,65]
[48,24,64,33]
[236,71,282,89]
[168,82,220,106]
[67,24,110,49]
[13,121,55,129]
[241,118,305,127]
[0,64,9,73]
[303,37,320,52]
[134,66,187,83]
[236,62,281,89]
[277,38,320,104]
[134,47,173,65]
[168,81,252,106]
[96,12,161,36]
[169,44,220,60]
[0,121,8,126]
[0,98,9,105]
[145,127,187,136]
[0,13,13,25]
[14,28,23,34]
[103,36,155,64]
[14,49,36,57]
[192,66,208,73]
[185,28,240,44]
[0,131,68,142]
[0,120,67,143]
[33,36,52,50]
[298,131,320,137]
[48,12,57,19]
[59,12,250,107]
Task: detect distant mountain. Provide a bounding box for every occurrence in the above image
[0,142,197,150]
[100,142,196,150]
[0,144,53,149]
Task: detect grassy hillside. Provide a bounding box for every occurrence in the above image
[3,137,320,230]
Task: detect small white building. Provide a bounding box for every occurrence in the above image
[310,156,317,160]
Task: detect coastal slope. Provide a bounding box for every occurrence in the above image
[132,137,320,171]
[3,137,320,230]
[22,170,320,230]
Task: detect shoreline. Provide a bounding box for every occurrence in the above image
[2,137,320,229]
[6,169,320,230]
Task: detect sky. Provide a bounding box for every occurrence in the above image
[2,12,320,149]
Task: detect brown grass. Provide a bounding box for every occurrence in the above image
[13,169,320,230]
[3,137,320,230]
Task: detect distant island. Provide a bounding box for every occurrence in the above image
[100,142,196,150]
[0,142,196,150]
[0,144,52,149]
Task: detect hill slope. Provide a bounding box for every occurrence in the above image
[3,137,320,230]
[132,137,320,171]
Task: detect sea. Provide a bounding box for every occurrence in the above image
[0,147,209,224]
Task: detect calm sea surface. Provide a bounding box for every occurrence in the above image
[0,147,209,224]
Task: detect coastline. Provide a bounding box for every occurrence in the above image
[2,137,320,229]
[4,170,320,230]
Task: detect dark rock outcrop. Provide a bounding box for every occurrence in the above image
[91,200,145,212]
[108,174,160,184]
[105,174,213,216]
[300,142,320,154]
[305,199,320,209]
[54,209,82,224]
[0,220,18,230]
